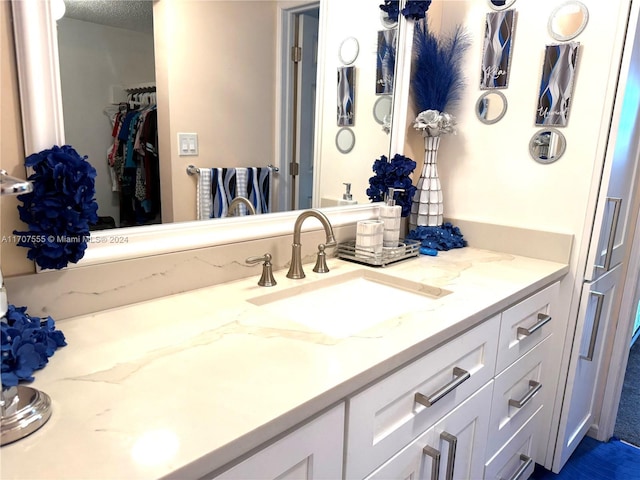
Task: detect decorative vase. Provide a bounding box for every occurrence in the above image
[409,135,443,231]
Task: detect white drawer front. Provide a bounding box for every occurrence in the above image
[497,282,559,373]
[484,407,541,480]
[346,315,500,479]
[488,335,551,457]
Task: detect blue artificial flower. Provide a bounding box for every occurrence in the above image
[380,0,401,22]
[402,1,432,20]
[406,222,468,251]
[14,145,98,270]
[1,305,66,387]
[381,1,431,22]
[367,154,418,217]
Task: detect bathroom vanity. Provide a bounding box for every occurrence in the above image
[0,247,567,480]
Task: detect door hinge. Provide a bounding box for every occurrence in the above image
[291,46,302,63]
[289,162,300,176]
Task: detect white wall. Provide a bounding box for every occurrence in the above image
[154,0,279,223]
[316,0,401,205]
[405,0,629,246]
[57,17,155,226]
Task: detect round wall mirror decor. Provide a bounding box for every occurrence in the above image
[488,0,516,11]
[373,96,392,125]
[548,1,589,41]
[476,91,508,124]
[529,128,567,164]
[338,37,360,65]
[336,128,356,154]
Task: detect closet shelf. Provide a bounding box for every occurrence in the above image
[123,82,156,92]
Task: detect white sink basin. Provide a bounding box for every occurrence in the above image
[248,269,451,338]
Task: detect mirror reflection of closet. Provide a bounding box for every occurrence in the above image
[548,1,589,41]
[476,91,508,124]
[57,1,157,229]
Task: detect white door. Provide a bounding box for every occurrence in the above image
[552,264,623,471]
[585,4,640,282]
[294,11,318,210]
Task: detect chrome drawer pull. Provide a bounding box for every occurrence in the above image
[508,380,542,408]
[440,432,457,480]
[581,291,605,361]
[597,197,622,272]
[503,453,533,480]
[414,367,471,407]
[517,313,552,337]
[422,445,441,480]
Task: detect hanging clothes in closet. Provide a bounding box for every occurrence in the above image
[107,88,161,227]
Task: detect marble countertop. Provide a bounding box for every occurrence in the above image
[1,248,568,479]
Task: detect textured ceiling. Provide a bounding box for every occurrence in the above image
[63,0,153,34]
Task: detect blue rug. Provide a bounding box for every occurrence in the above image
[531,436,640,479]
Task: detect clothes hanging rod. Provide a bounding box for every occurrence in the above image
[186,164,280,176]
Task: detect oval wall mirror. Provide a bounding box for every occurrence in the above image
[488,0,516,11]
[529,128,567,164]
[548,1,589,41]
[476,91,508,124]
[336,128,356,154]
[373,96,392,125]
[338,36,359,65]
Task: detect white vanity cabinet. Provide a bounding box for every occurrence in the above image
[345,315,500,479]
[208,281,561,480]
[210,404,344,480]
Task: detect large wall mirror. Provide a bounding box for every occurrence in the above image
[9,0,412,268]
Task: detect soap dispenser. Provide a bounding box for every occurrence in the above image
[338,182,357,205]
[380,187,403,248]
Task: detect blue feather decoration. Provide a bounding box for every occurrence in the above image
[411,19,471,113]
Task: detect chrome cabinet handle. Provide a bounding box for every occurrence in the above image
[508,380,542,408]
[415,367,471,407]
[440,432,457,480]
[503,453,533,480]
[422,446,441,480]
[581,291,605,361]
[517,313,552,337]
[597,197,622,272]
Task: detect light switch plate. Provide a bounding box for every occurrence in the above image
[178,133,198,156]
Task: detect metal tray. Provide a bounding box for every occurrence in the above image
[336,239,420,267]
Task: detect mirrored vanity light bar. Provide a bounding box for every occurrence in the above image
[186,164,280,176]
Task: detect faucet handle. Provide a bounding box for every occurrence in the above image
[312,244,330,274]
[245,253,277,287]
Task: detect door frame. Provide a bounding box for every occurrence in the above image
[276,1,321,212]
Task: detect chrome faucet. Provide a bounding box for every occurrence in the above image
[286,209,337,279]
[227,196,256,217]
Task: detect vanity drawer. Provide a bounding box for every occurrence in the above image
[345,315,500,480]
[484,407,541,480]
[488,335,552,457]
[496,282,559,373]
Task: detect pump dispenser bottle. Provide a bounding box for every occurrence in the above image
[380,187,403,247]
[338,182,357,205]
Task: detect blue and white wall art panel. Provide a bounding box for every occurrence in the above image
[337,66,356,126]
[376,29,397,95]
[480,9,516,89]
[535,42,580,127]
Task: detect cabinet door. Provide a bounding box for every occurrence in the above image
[552,265,622,471]
[585,2,640,282]
[211,404,344,480]
[365,382,493,480]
